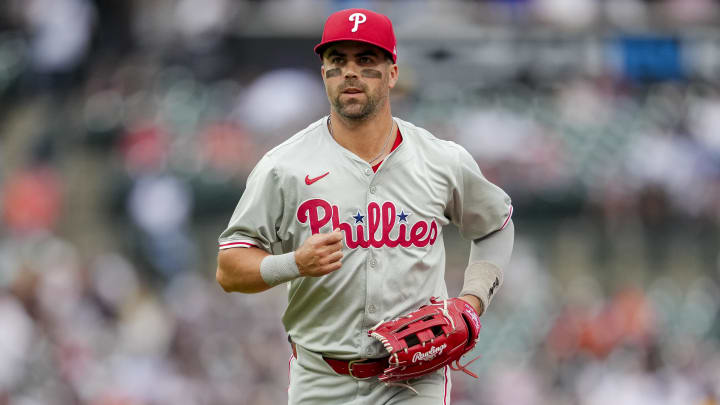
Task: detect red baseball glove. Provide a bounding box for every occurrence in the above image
[368,297,482,383]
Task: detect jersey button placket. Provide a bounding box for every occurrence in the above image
[365,251,381,329]
[365,172,381,332]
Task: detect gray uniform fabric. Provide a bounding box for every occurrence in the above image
[288,344,451,405]
[218,116,512,359]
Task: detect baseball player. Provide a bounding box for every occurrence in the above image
[216,8,514,404]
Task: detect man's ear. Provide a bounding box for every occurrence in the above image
[321,64,326,82]
[388,64,399,89]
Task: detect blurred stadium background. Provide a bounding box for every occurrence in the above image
[1,0,719,404]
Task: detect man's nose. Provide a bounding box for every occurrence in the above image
[342,63,360,79]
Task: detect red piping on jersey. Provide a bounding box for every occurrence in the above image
[219,241,258,249]
[372,128,402,172]
[499,205,513,230]
[443,365,449,404]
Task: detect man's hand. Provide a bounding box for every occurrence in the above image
[459,294,484,316]
[294,229,344,277]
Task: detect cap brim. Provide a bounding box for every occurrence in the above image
[314,39,396,63]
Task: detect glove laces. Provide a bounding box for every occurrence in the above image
[450,355,481,378]
[439,298,456,331]
[384,381,420,395]
[440,297,481,378]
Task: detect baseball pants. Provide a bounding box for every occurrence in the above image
[288,343,452,405]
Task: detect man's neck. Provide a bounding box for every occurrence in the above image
[328,110,397,163]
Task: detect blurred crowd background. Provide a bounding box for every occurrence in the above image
[1,0,720,404]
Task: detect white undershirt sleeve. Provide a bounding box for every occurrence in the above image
[460,220,514,314]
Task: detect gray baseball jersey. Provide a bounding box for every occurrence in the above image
[218,116,512,359]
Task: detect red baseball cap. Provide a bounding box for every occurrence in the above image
[314,8,397,63]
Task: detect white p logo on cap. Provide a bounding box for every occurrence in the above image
[349,12,367,32]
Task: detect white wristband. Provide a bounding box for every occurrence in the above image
[260,252,301,287]
[460,261,503,315]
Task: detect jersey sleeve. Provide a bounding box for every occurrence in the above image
[218,154,283,252]
[446,144,513,241]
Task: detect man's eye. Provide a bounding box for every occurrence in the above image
[359,57,372,64]
[332,57,343,64]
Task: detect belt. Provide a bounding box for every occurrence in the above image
[290,341,389,380]
[322,356,389,380]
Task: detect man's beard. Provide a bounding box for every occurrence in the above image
[331,81,384,121]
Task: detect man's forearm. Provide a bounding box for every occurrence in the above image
[460,220,514,314]
[216,230,344,293]
[216,247,272,293]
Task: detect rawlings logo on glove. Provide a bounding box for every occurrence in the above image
[412,344,447,363]
[368,297,482,383]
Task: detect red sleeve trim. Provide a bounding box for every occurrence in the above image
[219,241,259,249]
[499,205,513,231]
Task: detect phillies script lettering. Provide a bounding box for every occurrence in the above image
[296,199,438,249]
[412,344,447,363]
